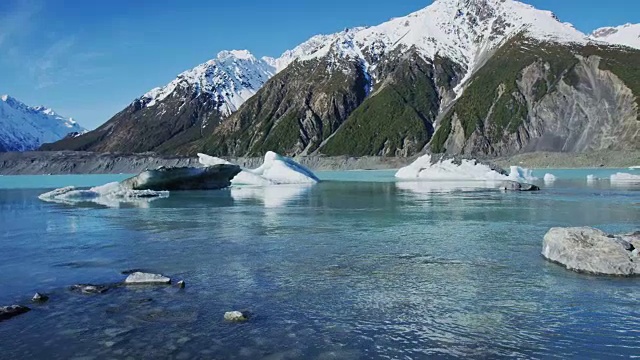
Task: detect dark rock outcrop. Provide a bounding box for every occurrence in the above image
[0,305,30,322]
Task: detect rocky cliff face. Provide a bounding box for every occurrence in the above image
[432,37,640,156]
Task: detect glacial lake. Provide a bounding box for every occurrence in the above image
[0,169,639,359]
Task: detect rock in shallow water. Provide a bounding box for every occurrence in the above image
[542,227,640,276]
[70,284,110,294]
[32,292,49,303]
[224,311,249,322]
[0,305,30,321]
[124,272,171,285]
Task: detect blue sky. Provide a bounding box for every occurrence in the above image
[0,0,638,129]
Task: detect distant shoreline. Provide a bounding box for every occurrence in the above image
[0,150,638,175]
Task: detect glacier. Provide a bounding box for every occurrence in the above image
[198,151,319,185]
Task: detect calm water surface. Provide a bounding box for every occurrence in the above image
[0,169,639,359]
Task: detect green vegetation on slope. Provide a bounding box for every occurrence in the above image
[321,55,440,156]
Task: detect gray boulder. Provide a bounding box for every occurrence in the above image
[501,180,540,192]
[120,164,241,191]
[0,305,30,322]
[542,227,640,276]
[124,272,171,285]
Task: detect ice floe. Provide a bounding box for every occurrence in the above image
[543,173,557,184]
[38,182,168,208]
[610,173,640,183]
[198,151,319,185]
[395,154,537,184]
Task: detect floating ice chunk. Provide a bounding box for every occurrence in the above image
[38,182,168,208]
[630,166,640,170]
[395,154,507,181]
[610,173,640,183]
[395,154,540,186]
[508,166,538,183]
[586,174,597,183]
[198,151,319,185]
[198,153,272,185]
[543,173,557,183]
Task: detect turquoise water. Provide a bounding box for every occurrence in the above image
[0,169,639,359]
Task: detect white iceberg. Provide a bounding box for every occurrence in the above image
[629,166,640,170]
[395,154,537,184]
[38,182,168,208]
[543,173,557,184]
[587,174,598,183]
[198,151,319,185]
[610,173,640,183]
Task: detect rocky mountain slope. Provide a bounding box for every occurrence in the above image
[45,0,640,158]
[0,95,85,152]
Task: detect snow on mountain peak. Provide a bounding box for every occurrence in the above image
[291,0,586,69]
[140,49,276,115]
[590,23,640,50]
[217,49,256,61]
[0,95,85,151]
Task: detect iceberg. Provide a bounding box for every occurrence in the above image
[543,173,557,184]
[587,174,597,183]
[39,164,240,208]
[610,173,640,183]
[38,182,169,208]
[395,154,538,184]
[198,151,319,185]
[121,165,241,190]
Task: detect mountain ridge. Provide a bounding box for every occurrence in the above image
[0,95,85,152]
[43,0,639,157]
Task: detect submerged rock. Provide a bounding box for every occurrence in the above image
[32,292,49,303]
[500,180,540,192]
[177,280,186,289]
[542,227,640,276]
[124,272,171,285]
[70,284,110,294]
[120,164,241,191]
[0,305,30,321]
[224,311,249,322]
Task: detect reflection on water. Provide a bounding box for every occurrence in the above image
[396,180,500,195]
[0,172,639,359]
[230,185,312,208]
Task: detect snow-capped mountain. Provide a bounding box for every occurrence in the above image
[140,50,276,116]
[47,0,639,157]
[0,95,85,152]
[279,0,586,82]
[590,23,640,50]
